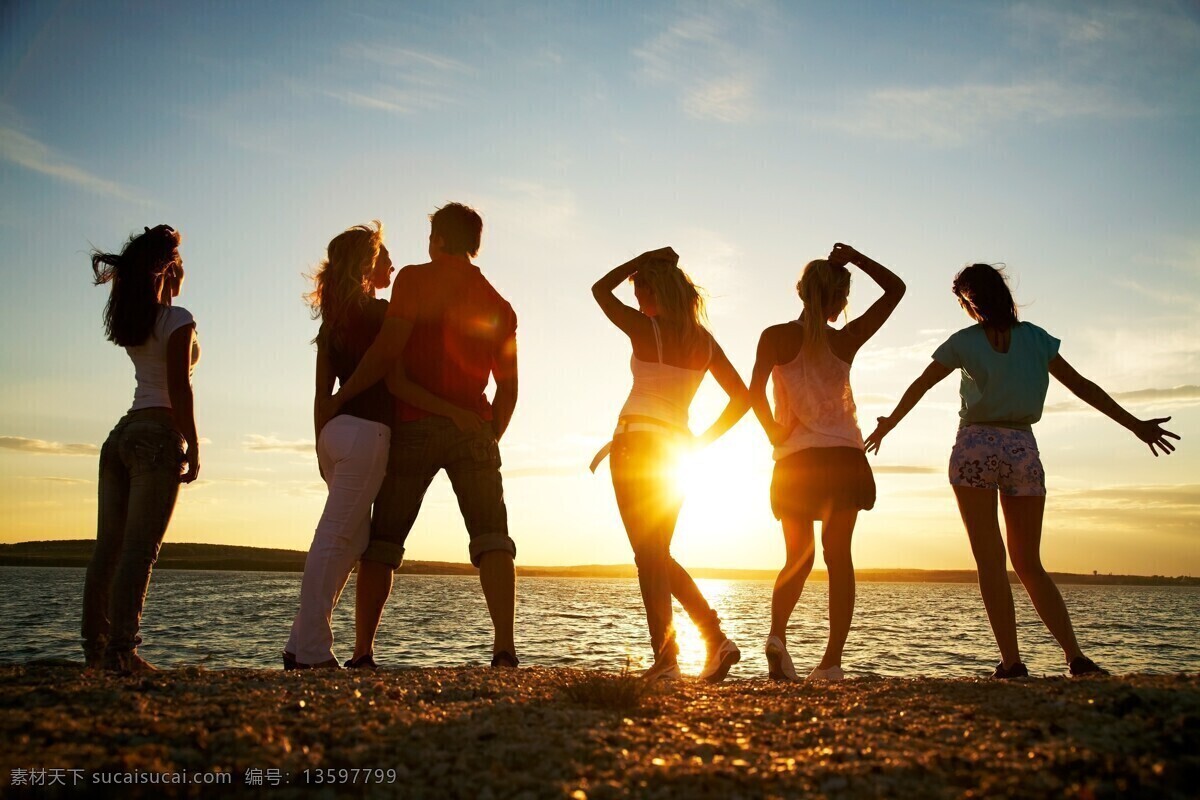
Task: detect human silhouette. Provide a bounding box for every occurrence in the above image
[865,263,1180,677]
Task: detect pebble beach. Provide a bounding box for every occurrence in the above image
[1,665,1196,798]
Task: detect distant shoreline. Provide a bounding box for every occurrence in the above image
[1,540,1196,586]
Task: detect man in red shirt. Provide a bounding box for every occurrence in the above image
[322,203,519,668]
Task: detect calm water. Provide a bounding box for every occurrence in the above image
[2,567,1197,678]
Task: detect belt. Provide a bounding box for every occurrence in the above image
[589,416,688,473]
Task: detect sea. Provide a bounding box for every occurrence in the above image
[3,567,1198,679]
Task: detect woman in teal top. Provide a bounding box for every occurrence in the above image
[866,264,1179,679]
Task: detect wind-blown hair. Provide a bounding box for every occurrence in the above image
[952,263,1018,330]
[306,221,384,342]
[796,258,851,352]
[430,202,482,257]
[632,261,710,354]
[91,224,182,347]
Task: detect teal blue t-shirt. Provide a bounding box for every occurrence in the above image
[931,322,1061,431]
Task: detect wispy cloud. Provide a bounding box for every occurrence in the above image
[1045,385,1200,414]
[635,3,772,123]
[828,82,1140,147]
[319,43,471,116]
[18,476,92,485]
[0,127,143,202]
[0,437,98,456]
[1050,483,1200,534]
[873,465,939,475]
[243,435,314,454]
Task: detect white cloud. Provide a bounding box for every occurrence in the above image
[828,82,1140,147]
[0,127,143,202]
[634,3,772,123]
[0,437,99,456]
[243,435,314,454]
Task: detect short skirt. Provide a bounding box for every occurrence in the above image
[770,446,876,520]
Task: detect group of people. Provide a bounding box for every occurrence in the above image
[82,204,1180,681]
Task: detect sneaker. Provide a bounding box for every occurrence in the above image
[765,635,798,681]
[491,650,519,668]
[806,664,846,682]
[642,659,682,682]
[990,661,1030,680]
[1068,656,1108,677]
[104,651,158,674]
[344,653,378,670]
[699,638,741,684]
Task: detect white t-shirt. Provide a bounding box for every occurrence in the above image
[126,305,199,411]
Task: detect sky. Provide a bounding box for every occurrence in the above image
[1,0,1198,576]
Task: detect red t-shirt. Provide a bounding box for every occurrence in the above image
[387,256,517,422]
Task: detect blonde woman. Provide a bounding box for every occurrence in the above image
[591,247,750,682]
[284,222,394,670]
[749,243,904,681]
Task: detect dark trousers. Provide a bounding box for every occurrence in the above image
[82,408,183,658]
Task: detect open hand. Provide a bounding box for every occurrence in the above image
[450,408,486,433]
[1133,416,1180,457]
[643,247,679,267]
[864,416,895,454]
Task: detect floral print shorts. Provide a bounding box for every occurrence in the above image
[949,425,1046,497]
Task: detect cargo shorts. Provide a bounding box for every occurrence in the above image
[362,416,516,569]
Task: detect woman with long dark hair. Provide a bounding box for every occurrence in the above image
[591,247,750,682]
[749,243,905,681]
[866,263,1180,677]
[284,222,394,670]
[83,224,199,672]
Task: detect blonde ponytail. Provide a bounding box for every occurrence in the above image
[796,259,851,352]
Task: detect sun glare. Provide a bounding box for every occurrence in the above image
[671,432,773,547]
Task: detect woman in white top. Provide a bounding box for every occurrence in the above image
[83,225,200,673]
[592,247,750,682]
[750,243,905,681]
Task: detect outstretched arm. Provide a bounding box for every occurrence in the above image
[694,337,750,447]
[1049,355,1180,456]
[591,248,675,338]
[834,243,906,355]
[864,360,953,453]
[749,327,793,445]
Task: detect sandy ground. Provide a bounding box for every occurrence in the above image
[0,665,1196,798]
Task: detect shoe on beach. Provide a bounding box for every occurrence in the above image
[699,638,741,684]
[990,661,1030,680]
[282,651,339,671]
[806,664,846,682]
[344,653,378,670]
[1068,656,1109,677]
[642,659,683,682]
[765,635,798,681]
[103,651,158,674]
[491,650,520,668]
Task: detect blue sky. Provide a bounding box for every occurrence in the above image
[2,0,1198,574]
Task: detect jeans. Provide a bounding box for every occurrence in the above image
[363,416,516,569]
[82,408,184,659]
[286,415,390,664]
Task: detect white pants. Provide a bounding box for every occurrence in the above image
[286,415,390,664]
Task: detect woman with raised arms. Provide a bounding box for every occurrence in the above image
[749,243,905,681]
[284,222,394,670]
[591,247,750,682]
[83,225,200,673]
[865,263,1179,678]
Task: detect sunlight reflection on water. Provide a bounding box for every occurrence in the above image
[2,567,1197,679]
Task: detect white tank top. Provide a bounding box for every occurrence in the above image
[772,321,863,460]
[126,305,199,411]
[616,318,709,432]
